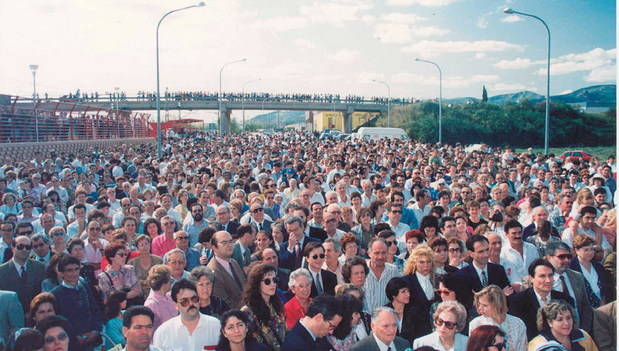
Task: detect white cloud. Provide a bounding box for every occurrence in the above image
[392,72,498,89]
[501,15,523,23]
[386,0,459,6]
[328,49,360,63]
[492,83,532,92]
[300,2,373,27]
[559,89,574,95]
[585,65,616,83]
[403,40,524,57]
[251,16,308,32]
[294,39,316,50]
[494,57,538,69]
[477,14,490,29]
[536,48,616,76]
[379,13,426,24]
[471,75,500,82]
[413,25,450,37]
[475,53,487,59]
[374,23,413,44]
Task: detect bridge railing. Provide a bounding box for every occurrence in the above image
[0,95,151,143]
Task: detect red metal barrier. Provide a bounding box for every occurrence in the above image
[0,95,151,143]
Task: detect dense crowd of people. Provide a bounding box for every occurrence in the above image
[0,130,615,351]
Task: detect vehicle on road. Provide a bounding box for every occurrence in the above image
[559,150,593,162]
[353,127,409,141]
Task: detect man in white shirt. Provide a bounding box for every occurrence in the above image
[153,279,221,351]
[387,205,410,251]
[500,220,540,289]
[364,238,401,312]
[410,190,431,225]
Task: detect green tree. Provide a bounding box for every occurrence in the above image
[482,85,488,103]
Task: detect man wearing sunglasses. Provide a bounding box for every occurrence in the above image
[0,235,45,313]
[153,279,221,351]
[303,242,336,297]
[545,242,593,334]
[248,201,273,234]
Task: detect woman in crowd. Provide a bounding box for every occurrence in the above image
[369,200,386,225]
[98,244,142,305]
[429,237,458,275]
[466,325,507,351]
[102,290,126,349]
[29,293,57,327]
[569,188,596,218]
[327,295,365,351]
[14,328,44,351]
[36,315,71,351]
[455,216,472,242]
[190,266,229,319]
[129,234,163,296]
[341,256,369,291]
[399,229,425,262]
[283,268,313,329]
[598,208,616,248]
[466,201,488,231]
[175,189,190,221]
[447,238,467,269]
[413,300,469,351]
[339,234,359,265]
[420,215,441,242]
[469,285,527,351]
[378,230,404,271]
[241,264,286,351]
[144,264,177,331]
[143,218,162,240]
[402,245,436,338]
[217,310,268,351]
[528,301,598,351]
[351,207,374,252]
[570,234,612,307]
[252,231,274,261]
[429,274,466,326]
[335,284,372,338]
[49,226,68,256]
[384,277,415,342]
[41,254,63,292]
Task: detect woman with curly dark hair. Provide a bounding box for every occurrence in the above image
[240,263,286,351]
[217,310,268,351]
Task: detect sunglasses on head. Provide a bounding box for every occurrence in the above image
[310,253,326,260]
[178,295,199,307]
[435,317,457,329]
[262,277,280,285]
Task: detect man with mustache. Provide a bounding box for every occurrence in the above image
[153,279,221,351]
[500,220,540,291]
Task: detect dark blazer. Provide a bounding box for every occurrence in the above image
[402,273,435,339]
[251,219,273,234]
[592,301,616,351]
[350,333,411,351]
[206,256,247,309]
[569,257,613,304]
[278,236,321,271]
[308,227,327,242]
[282,320,332,351]
[385,302,416,343]
[564,269,593,333]
[277,267,291,291]
[0,259,46,312]
[455,262,510,309]
[508,287,574,340]
[215,221,240,237]
[522,221,560,241]
[309,269,337,297]
[232,242,253,269]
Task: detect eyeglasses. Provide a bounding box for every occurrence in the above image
[310,254,326,260]
[176,236,189,240]
[434,248,447,253]
[44,331,68,344]
[252,208,264,214]
[435,289,452,296]
[487,342,506,350]
[391,210,402,214]
[88,227,101,231]
[449,247,461,252]
[178,295,199,307]
[435,317,457,329]
[385,241,395,247]
[163,222,175,226]
[262,277,280,285]
[52,232,66,237]
[19,230,33,235]
[267,184,276,188]
[556,254,573,260]
[15,244,32,250]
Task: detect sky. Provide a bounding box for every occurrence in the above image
[1,0,616,123]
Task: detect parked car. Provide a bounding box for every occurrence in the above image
[559,150,592,162]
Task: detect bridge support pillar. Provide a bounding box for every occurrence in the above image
[220,109,231,135]
[343,108,354,133]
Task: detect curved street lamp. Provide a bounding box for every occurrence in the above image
[504,8,551,155]
[372,79,391,127]
[415,58,443,144]
[156,2,205,157]
[218,58,247,134]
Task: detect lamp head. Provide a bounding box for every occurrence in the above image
[197,2,205,6]
[414,58,420,61]
[29,64,39,72]
[503,7,514,14]
[241,58,247,62]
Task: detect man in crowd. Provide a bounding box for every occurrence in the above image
[206,231,246,309]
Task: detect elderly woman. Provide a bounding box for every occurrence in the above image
[36,315,70,351]
[217,310,268,351]
[528,301,598,351]
[29,293,57,327]
[97,244,142,304]
[399,229,425,261]
[447,238,467,269]
[413,300,469,351]
[49,226,68,256]
[385,277,416,343]
[570,234,612,307]
[469,285,527,351]
[341,256,369,291]
[351,207,374,253]
[466,325,507,351]
[241,264,286,351]
[190,266,229,319]
[164,248,190,283]
[129,234,163,296]
[403,244,436,339]
[283,268,313,329]
[144,264,177,331]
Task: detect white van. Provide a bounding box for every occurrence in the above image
[354,127,409,141]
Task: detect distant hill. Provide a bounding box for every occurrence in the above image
[489,90,544,105]
[249,111,305,126]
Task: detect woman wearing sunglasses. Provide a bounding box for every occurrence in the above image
[469,285,527,351]
[528,301,598,351]
[36,315,70,351]
[466,325,507,351]
[413,300,469,351]
[241,264,286,351]
[97,244,142,305]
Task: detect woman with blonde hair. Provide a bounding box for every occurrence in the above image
[174,189,190,221]
[402,244,436,339]
[469,285,527,351]
[569,188,595,218]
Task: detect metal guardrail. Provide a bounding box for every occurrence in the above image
[0,95,151,143]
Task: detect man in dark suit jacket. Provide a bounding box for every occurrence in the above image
[522,208,560,241]
[508,258,574,340]
[248,202,273,234]
[279,216,321,271]
[545,242,593,333]
[302,241,337,297]
[593,301,616,351]
[282,295,343,351]
[456,235,511,309]
[0,236,46,312]
[213,204,240,236]
[351,307,411,351]
[231,224,255,270]
[0,290,23,343]
[206,231,247,309]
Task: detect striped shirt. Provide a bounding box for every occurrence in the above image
[363,261,401,312]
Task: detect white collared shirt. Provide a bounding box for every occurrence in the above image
[374,335,396,351]
[553,272,575,301]
[500,241,540,284]
[416,271,435,300]
[153,313,221,351]
[534,289,551,307]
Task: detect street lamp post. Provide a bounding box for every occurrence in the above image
[415,58,443,144]
[29,65,39,142]
[156,2,205,158]
[241,78,261,132]
[372,79,391,127]
[504,8,551,155]
[218,58,247,135]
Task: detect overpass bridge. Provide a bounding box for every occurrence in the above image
[13,95,394,134]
